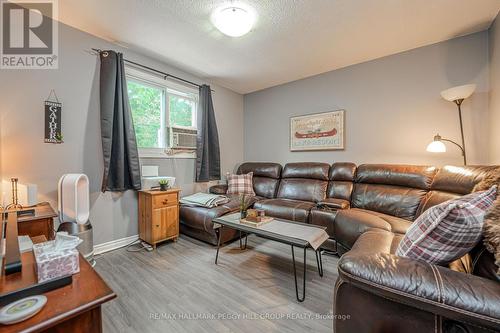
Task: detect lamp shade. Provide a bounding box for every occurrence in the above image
[440,84,476,102]
[427,140,446,153]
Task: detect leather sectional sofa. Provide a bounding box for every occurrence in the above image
[179,162,500,333]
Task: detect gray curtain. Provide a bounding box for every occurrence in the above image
[99,50,141,192]
[196,85,221,182]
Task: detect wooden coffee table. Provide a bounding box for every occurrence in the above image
[213,213,328,302]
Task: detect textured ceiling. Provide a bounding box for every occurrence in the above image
[58,0,500,94]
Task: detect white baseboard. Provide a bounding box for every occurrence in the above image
[94,234,139,255]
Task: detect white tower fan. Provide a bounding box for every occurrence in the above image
[57,174,95,266]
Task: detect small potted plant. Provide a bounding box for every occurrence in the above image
[239,193,249,219]
[158,179,170,191]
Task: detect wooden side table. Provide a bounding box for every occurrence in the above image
[17,203,57,240]
[0,237,116,333]
[138,189,181,248]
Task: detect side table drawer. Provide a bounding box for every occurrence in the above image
[152,193,178,209]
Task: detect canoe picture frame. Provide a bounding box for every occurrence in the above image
[290,110,345,151]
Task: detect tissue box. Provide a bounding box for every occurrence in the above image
[33,241,80,283]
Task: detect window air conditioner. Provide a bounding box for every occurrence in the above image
[169,126,197,149]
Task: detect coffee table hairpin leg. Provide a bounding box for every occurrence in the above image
[291,245,307,302]
[291,246,324,302]
[315,250,324,277]
[216,227,248,265]
[215,226,223,265]
[239,231,248,250]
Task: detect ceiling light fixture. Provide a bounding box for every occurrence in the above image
[211,3,256,37]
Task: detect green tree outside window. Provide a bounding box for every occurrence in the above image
[127,78,196,149]
[170,95,194,127]
[128,80,163,148]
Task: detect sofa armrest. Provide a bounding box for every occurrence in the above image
[317,198,350,210]
[338,249,500,330]
[209,184,228,195]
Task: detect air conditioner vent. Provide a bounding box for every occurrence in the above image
[169,126,197,149]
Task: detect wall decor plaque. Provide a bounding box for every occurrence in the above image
[290,110,345,151]
[44,90,63,144]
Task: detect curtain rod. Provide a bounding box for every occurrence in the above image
[91,48,212,91]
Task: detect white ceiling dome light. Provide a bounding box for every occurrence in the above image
[211,3,256,37]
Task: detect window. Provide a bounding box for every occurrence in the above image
[128,79,165,149]
[169,94,196,128]
[126,67,198,157]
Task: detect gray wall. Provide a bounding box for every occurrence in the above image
[244,32,490,166]
[0,22,244,245]
[490,14,500,164]
[0,113,2,206]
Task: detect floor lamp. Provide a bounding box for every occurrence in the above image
[426,84,476,165]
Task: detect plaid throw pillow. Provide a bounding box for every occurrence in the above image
[396,185,497,265]
[227,172,255,196]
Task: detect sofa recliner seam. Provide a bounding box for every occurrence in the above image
[429,263,442,304]
[434,266,446,305]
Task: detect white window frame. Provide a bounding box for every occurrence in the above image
[126,66,198,159]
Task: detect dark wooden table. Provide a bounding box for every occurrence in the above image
[0,239,116,332]
[17,203,57,240]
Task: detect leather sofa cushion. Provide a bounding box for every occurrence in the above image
[254,198,316,223]
[356,164,437,190]
[276,161,329,203]
[351,183,427,220]
[253,177,280,198]
[329,162,357,181]
[350,229,404,255]
[209,184,228,195]
[237,162,282,198]
[327,163,356,203]
[327,181,353,201]
[430,165,498,195]
[309,207,338,237]
[415,165,500,218]
[281,162,330,180]
[415,190,460,218]
[179,195,259,232]
[277,178,328,202]
[335,208,411,249]
[338,251,500,331]
[317,198,350,210]
[238,162,282,179]
[180,201,239,232]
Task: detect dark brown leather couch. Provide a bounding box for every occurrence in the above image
[179,162,281,245]
[335,165,500,333]
[179,162,500,332]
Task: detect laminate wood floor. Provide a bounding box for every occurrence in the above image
[95,235,339,333]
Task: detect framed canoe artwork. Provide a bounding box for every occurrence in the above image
[290,110,345,151]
